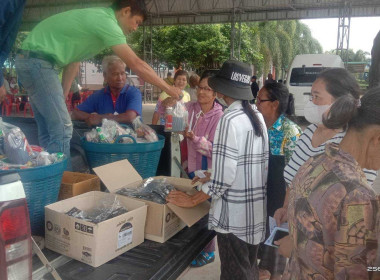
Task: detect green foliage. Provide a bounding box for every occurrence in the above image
[10,19,320,79]
[326,48,370,62]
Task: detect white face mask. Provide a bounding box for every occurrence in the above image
[216,96,228,107]
[304,100,331,125]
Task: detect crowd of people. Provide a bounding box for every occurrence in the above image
[1,0,380,279]
[167,63,380,280]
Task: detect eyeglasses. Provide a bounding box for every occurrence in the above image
[196,86,214,93]
[309,95,320,101]
[256,97,273,105]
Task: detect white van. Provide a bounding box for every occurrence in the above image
[285,54,344,117]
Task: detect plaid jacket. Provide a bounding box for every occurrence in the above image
[200,101,269,245]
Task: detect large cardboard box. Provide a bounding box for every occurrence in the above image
[45,191,147,267]
[93,159,210,243]
[59,171,100,200]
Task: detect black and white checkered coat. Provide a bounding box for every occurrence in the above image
[200,100,269,245]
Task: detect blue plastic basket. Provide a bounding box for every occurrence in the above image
[81,135,165,179]
[0,158,67,236]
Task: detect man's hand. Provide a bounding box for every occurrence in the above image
[85,113,103,127]
[274,235,293,258]
[274,207,288,226]
[0,85,6,103]
[166,86,181,100]
[166,190,195,208]
[192,172,211,184]
[161,96,177,108]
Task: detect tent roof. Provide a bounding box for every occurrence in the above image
[22,0,380,30]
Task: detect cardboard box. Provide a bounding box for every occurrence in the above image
[59,171,100,200]
[93,159,210,243]
[45,191,147,267]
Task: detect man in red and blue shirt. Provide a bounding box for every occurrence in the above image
[72,55,142,126]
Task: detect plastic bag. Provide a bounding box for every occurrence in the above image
[116,177,175,204]
[132,116,158,142]
[116,125,137,144]
[84,129,99,143]
[96,119,119,143]
[84,119,137,143]
[35,151,65,166]
[171,102,188,132]
[66,196,128,224]
[4,127,34,165]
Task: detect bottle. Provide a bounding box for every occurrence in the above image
[164,107,173,131]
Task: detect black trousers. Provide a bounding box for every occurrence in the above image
[217,232,259,280]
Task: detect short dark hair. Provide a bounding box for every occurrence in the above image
[200,70,215,82]
[320,68,362,130]
[174,70,189,83]
[111,0,148,20]
[263,82,295,116]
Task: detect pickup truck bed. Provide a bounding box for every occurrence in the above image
[2,116,215,280]
[33,216,213,280]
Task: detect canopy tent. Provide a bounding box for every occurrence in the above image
[21,0,380,31]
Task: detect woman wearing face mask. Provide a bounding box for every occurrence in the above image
[274,68,378,227]
[280,87,380,280]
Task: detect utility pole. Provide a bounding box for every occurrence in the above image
[336,1,351,65]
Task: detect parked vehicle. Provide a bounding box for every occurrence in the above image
[0,173,32,280]
[285,54,345,117]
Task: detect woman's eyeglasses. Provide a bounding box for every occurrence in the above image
[196,86,214,93]
[256,97,273,105]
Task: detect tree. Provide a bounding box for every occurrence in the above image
[88,20,322,79]
[326,48,370,62]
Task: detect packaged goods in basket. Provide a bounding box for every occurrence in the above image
[0,120,65,170]
[84,119,137,143]
[66,196,128,224]
[84,118,158,144]
[132,116,158,142]
[116,177,175,204]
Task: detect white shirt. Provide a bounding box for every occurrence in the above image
[284,124,377,186]
[200,100,269,245]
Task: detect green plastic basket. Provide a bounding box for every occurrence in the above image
[81,135,165,179]
[0,158,67,236]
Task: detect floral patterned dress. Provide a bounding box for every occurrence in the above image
[283,143,379,280]
[268,114,301,165]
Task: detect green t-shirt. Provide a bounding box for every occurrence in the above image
[22,7,126,67]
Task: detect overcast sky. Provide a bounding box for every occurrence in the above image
[301,17,380,54]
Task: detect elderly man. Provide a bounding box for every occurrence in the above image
[72,55,142,126]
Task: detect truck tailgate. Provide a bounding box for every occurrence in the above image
[33,216,214,280]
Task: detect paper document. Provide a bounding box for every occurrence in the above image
[268,216,288,234]
[264,226,289,248]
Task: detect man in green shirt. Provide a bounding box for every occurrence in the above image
[15,0,180,169]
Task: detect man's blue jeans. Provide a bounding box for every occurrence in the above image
[15,56,72,169]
